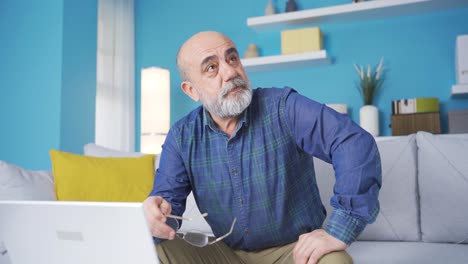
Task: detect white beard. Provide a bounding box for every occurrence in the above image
[200,77,252,119]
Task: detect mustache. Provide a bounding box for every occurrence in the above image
[220,77,249,97]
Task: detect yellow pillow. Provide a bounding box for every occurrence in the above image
[50,150,155,202]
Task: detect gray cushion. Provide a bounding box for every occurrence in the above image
[0,160,55,201]
[417,132,468,243]
[315,134,420,241]
[348,241,468,264]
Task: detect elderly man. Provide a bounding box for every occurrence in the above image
[143,31,381,264]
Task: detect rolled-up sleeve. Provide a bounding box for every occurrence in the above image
[284,89,382,244]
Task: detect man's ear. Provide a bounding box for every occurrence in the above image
[181,81,200,102]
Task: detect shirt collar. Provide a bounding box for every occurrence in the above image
[202,108,216,131]
[202,105,250,133]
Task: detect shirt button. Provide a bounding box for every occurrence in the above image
[239,199,243,205]
[232,169,238,174]
[244,229,249,234]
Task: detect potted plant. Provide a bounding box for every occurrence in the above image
[354,57,385,136]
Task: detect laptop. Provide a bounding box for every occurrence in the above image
[0,200,159,264]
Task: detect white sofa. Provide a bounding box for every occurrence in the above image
[1,132,468,263]
[319,132,468,263]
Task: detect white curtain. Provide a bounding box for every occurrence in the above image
[95,0,135,151]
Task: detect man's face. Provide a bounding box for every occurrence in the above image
[181,33,252,118]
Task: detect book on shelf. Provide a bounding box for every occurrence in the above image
[391,97,439,115]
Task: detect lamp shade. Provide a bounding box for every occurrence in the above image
[140,67,170,154]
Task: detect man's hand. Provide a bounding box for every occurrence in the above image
[293,229,348,264]
[143,196,176,240]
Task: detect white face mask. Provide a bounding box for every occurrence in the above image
[198,77,253,119]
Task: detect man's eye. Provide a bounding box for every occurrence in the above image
[230,55,238,62]
[207,64,217,72]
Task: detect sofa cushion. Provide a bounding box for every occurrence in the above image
[0,160,56,201]
[316,134,420,241]
[417,132,468,243]
[348,241,468,264]
[83,143,213,235]
[50,149,155,202]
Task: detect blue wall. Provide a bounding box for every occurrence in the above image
[0,0,97,170]
[135,0,468,142]
[0,0,64,170]
[60,0,97,155]
[1,0,467,169]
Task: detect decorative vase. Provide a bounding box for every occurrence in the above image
[265,0,275,15]
[243,44,259,58]
[359,105,379,137]
[285,0,298,12]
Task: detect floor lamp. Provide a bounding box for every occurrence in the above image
[140,67,170,154]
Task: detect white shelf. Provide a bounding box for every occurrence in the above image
[451,84,468,97]
[247,0,468,31]
[240,50,331,72]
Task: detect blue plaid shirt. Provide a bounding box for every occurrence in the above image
[151,87,381,250]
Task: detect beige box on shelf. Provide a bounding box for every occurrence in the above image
[281,27,323,55]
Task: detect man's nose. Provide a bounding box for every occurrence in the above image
[220,62,238,82]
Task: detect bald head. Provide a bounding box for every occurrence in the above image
[176,31,252,120]
[176,31,235,81]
